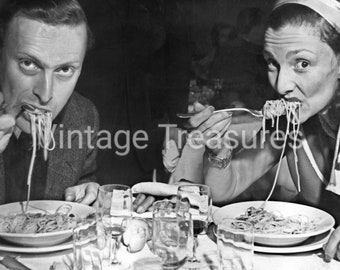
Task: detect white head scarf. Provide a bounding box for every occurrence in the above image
[274,0,340,33]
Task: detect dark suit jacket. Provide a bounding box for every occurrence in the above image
[0,92,99,204]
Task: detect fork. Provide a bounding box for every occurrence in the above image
[176,108,263,118]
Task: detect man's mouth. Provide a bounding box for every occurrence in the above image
[21,104,51,121]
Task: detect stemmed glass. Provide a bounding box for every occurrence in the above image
[97,184,132,270]
[177,184,212,269]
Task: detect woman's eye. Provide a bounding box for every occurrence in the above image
[19,60,39,72]
[56,66,75,77]
[295,60,310,71]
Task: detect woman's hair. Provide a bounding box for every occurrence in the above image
[0,0,94,50]
[268,4,340,55]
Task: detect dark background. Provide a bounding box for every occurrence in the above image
[76,0,276,186]
[0,0,277,186]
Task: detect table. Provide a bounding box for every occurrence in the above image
[1,233,340,270]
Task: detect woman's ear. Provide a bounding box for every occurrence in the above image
[337,55,340,79]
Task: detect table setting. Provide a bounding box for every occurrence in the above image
[0,183,339,270]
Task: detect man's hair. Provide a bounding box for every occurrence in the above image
[268,4,340,55]
[0,0,94,50]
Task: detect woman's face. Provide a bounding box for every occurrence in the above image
[264,24,340,123]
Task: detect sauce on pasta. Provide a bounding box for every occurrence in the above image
[234,206,317,234]
[0,204,77,234]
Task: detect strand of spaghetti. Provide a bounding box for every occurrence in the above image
[26,114,37,213]
[45,112,55,150]
[264,103,291,202]
[293,105,301,192]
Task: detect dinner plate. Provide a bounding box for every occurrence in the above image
[213,201,335,246]
[254,230,331,254]
[0,238,72,253]
[0,200,96,247]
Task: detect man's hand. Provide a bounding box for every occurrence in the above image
[323,226,340,262]
[64,182,99,205]
[0,92,15,153]
[132,182,178,213]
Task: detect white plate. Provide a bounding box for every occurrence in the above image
[254,230,331,254]
[213,201,335,247]
[0,201,95,247]
[0,238,72,253]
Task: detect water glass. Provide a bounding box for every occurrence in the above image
[152,200,193,269]
[97,184,132,270]
[73,220,111,270]
[216,218,254,270]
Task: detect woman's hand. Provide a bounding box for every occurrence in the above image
[323,226,340,261]
[186,106,232,153]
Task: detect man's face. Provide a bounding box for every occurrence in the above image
[0,16,87,133]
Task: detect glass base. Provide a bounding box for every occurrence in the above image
[103,263,130,270]
[182,259,208,269]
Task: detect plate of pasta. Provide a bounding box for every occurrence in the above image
[212,201,335,247]
[0,200,96,247]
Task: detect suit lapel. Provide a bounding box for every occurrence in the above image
[45,125,77,198]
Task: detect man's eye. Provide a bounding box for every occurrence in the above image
[295,60,310,71]
[19,60,39,71]
[56,66,75,77]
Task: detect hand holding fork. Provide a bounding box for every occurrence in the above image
[0,92,17,153]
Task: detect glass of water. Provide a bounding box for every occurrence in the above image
[152,200,193,270]
[97,184,132,270]
[216,218,254,270]
[73,220,111,270]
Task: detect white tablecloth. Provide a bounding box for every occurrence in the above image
[1,233,340,270]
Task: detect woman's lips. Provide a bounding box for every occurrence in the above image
[285,97,301,103]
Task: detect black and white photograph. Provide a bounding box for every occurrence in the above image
[0,0,340,269]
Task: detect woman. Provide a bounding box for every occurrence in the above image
[133,0,340,261]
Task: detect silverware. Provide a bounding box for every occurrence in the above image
[176,108,263,118]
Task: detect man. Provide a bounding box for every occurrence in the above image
[0,0,99,205]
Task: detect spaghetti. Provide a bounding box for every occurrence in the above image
[0,204,77,234]
[24,105,55,212]
[234,206,317,234]
[261,99,302,201]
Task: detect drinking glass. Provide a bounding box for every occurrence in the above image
[97,184,132,270]
[216,218,254,270]
[177,184,212,269]
[152,200,193,270]
[73,220,111,270]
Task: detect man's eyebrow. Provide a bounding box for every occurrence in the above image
[17,52,81,68]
